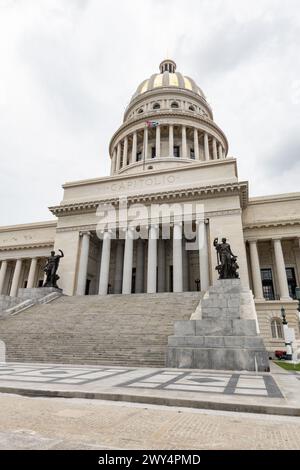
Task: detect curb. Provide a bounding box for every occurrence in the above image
[0,386,299,417]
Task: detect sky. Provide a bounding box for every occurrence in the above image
[0,0,299,226]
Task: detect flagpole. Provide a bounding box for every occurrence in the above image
[143,123,147,171]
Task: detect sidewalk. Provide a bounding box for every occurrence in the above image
[0,361,299,416]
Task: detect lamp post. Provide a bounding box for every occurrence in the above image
[295,287,300,322]
[281,306,293,360]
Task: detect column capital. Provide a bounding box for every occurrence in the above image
[79,231,91,238]
[272,237,282,242]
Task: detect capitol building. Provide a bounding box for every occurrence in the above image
[0,59,299,358]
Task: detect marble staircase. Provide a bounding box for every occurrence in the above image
[0,292,201,367]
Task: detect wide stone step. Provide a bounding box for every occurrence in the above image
[0,292,201,366]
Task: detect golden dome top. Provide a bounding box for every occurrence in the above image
[130,59,206,102]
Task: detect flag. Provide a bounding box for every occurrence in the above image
[145,120,159,128]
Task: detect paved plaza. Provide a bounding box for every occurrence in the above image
[0,362,299,416]
[0,393,300,450]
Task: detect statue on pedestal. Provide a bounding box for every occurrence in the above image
[213,238,239,279]
[43,250,64,288]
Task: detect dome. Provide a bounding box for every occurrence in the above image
[130,59,206,102]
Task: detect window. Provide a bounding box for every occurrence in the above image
[189,105,195,111]
[190,148,195,159]
[137,108,144,114]
[286,267,297,299]
[173,146,180,158]
[271,318,283,339]
[171,101,179,109]
[151,147,156,158]
[153,103,160,110]
[261,268,275,300]
[136,151,142,162]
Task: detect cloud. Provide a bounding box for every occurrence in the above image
[0,0,300,224]
[263,131,300,175]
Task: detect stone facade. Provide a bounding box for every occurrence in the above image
[0,59,299,356]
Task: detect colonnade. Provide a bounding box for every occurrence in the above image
[111,124,226,174]
[0,257,46,296]
[248,238,295,300]
[76,221,210,296]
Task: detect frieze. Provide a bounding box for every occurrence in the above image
[54,209,242,234]
[50,182,248,217]
[108,174,177,192]
[0,241,54,252]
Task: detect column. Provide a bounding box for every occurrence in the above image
[147,225,158,293]
[212,137,218,160]
[218,143,223,160]
[198,220,209,291]
[155,125,161,158]
[122,136,128,167]
[143,127,148,160]
[169,125,174,157]
[135,239,144,293]
[116,143,121,172]
[194,128,200,160]
[113,240,124,294]
[157,239,166,292]
[249,241,264,299]
[0,260,8,295]
[76,232,90,295]
[99,231,111,295]
[110,149,116,176]
[27,257,38,289]
[131,131,137,164]
[122,229,134,294]
[10,259,22,297]
[173,223,183,292]
[204,132,210,161]
[182,238,189,291]
[182,125,187,159]
[273,238,291,300]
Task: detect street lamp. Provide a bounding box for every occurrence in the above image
[280,306,293,360]
[295,287,300,318]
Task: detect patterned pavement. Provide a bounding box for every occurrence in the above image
[0,363,283,398]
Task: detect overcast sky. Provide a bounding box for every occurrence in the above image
[0,0,299,226]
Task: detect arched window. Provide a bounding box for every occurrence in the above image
[189,105,195,112]
[171,101,179,109]
[137,108,144,114]
[271,318,283,339]
[153,103,160,110]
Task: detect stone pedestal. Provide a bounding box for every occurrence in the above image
[167,279,270,372]
[17,287,62,301]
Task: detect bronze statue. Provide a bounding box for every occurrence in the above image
[43,249,64,288]
[213,237,239,279]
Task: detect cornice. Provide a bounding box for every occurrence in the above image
[55,209,242,234]
[49,181,248,217]
[248,192,300,205]
[0,241,54,252]
[0,220,57,233]
[109,110,228,156]
[243,219,300,230]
